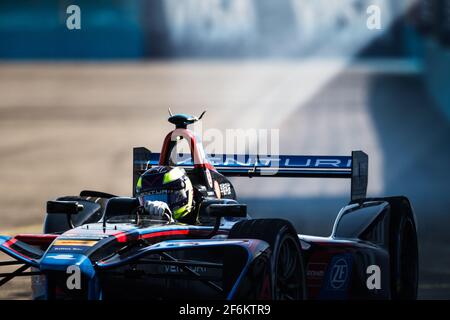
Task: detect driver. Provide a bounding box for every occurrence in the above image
[135,166,194,222]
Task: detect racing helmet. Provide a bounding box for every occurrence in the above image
[136,166,193,220]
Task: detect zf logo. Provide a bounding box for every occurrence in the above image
[330,258,349,289]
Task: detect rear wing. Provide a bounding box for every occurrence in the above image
[133,147,368,202]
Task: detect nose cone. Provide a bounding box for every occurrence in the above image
[40,253,95,279]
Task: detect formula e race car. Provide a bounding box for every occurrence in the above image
[0,112,418,300]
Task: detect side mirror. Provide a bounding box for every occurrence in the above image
[206,203,247,218]
[47,201,83,215]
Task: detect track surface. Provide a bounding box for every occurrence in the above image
[0,62,448,299]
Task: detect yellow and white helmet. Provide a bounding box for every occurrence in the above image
[136,166,193,220]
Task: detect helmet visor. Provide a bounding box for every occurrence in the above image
[139,178,186,193]
[140,192,169,203]
[138,189,188,211]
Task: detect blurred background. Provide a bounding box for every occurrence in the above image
[0,0,449,299]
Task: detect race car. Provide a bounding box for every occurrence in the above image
[0,112,418,300]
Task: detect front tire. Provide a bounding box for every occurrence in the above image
[229,219,307,300]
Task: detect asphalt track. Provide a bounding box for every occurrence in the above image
[0,61,448,299]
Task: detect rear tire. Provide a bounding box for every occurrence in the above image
[387,197,418,299]
[229,219,307,300]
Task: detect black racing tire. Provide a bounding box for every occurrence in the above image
[228,218,307,300]
[387,198,419,300]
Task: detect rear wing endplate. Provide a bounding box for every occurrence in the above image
[133,148,368,201]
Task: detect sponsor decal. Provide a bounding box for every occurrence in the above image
[53,240,98,247]
[329,258,349,289]
[163,265,207,274]
[320,254,352,299]
[212,156,352,168]
[306,263,327,288]
[219,182,232,196]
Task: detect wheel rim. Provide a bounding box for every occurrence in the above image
[274,235,303,300]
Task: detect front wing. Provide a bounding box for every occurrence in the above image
[0,236,271,300]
